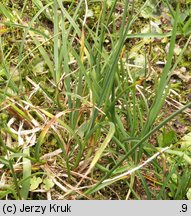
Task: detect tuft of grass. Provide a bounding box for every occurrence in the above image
[0,0,190,200]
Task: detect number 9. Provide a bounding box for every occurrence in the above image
[182,204,187,212]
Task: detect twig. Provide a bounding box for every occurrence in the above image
[103,147,170,183]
